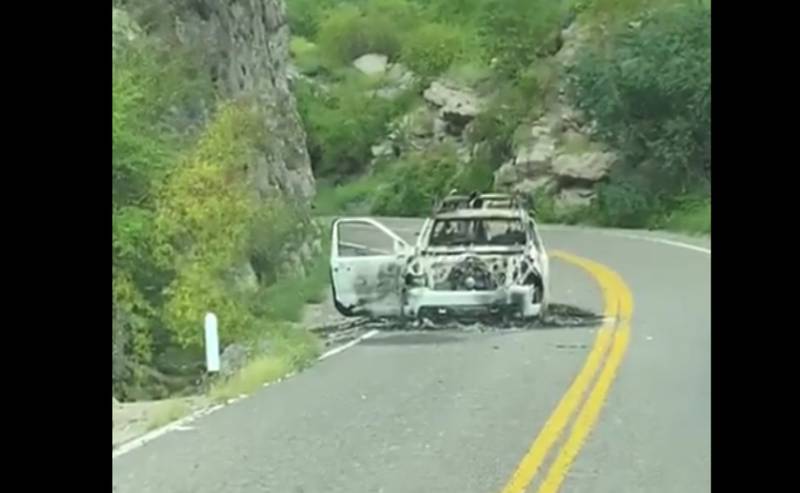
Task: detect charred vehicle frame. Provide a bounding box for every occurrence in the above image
[329,193,550,322]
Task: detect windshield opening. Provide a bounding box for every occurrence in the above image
[428,218,526,247]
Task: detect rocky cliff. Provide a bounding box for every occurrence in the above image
[118,0,315,203]
[178,0,315,202]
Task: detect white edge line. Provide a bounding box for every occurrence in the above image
[113,403,224,459]
[540,226,710,255]
[113,329,381,459]
[319,329,380,360]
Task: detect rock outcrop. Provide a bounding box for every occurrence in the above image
[423,81,483,135]
[494,110,616,210]
[165,0,316,203]
[552,152,615,182]
[490,19,617,211]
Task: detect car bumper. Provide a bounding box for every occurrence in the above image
[404,286,542,319]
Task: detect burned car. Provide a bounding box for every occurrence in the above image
[330,194,550,321]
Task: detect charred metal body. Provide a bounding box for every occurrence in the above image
[330,193,550,321]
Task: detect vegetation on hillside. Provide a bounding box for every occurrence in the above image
[288,0,709,234]
[569,1,710,229]
[113,23,323,401]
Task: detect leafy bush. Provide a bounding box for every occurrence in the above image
[313,175,386,215]
[286,0,337,38]
[478,0,566,77]
[316,3,405,65]
[370,146,495,216]
[570,2,710,198]
[594,180,658,228]
[400,22,472,78]
[290,36,327,76]
[566,1,709,228]
[295,74,415,178]
[445,61,494,91]
[656,196,710,235]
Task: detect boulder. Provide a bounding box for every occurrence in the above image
[371,141,395,159]
[514,135,557,175]
[552,152,615,182]
[353,53,389,76]
[423,81,482,133]
[514,176,558,196]
[375,63,417,99]
[494,160,519,188]
[220,344,250,378]
[432,117,449,139]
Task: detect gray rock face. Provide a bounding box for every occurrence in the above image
[552,152,615,182]
[371,141,395,159]
[423,81,482,134]
[514,135,557,175]
[220,344,250,378]
[494,161,519,188]
[169,0,316,203]
[493,89,614,203]
[112,8,141,53]
[514,176,558,196]
[353,53,389,76]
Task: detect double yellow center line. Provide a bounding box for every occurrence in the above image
[500,250,634,493]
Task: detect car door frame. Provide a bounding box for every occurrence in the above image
[527,215,550,305]
[330,217,411,318]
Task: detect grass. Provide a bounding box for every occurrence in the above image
[559,132,605,155]
[657,198,710,235]
[209,355,291,403]
[146,399,191,431]
[209,325,321,404]
[445,61,494,89]
[259,256,330,322]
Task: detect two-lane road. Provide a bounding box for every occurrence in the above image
[112,219,710,493]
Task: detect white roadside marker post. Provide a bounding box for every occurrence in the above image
[204,312,220,373]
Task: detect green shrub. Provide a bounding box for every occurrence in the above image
[295,75,415,179]
[594,181,657,228]
[286,0,336,38]
[445,61,494,91]
[400,22,472,78]
[478,0,567,77]
[313,175,385,215]
[455,159,495,193]
[570,2,709,196]
[290,36,326,76]
[317,3,404,65]
[654,196,710,234]
[567,1,709,228]
[370,148,461,216]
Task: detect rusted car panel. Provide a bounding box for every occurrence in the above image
[330,196,550,321]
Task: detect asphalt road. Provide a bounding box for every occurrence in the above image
[112,218,710,493]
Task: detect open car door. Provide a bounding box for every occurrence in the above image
[330,218,411,318]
